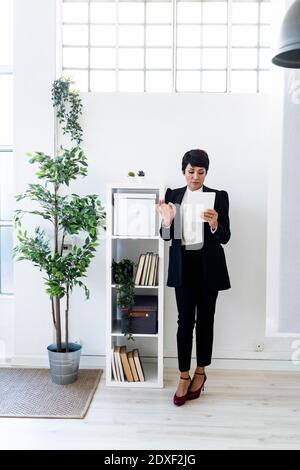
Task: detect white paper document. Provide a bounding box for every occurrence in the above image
[182,191,216,245]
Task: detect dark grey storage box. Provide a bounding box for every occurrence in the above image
[121,295,158,334]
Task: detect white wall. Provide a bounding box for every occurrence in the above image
[0,297,14,363]
[10,0,295,369]
[13,0,56,362]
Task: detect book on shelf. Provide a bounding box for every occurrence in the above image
[114,346,125,382]
[120,345,134,382]
[140,252,150,286]
[134,253,145,285]
[133,348,145,381]
[113,346,120,381]
[154,254,159,286]
[145,252,153,286]
[149,255,158,286]
[127,350,139,381]
[134,252,159,286]
[111,347,117,381]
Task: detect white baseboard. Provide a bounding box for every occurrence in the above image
[10,353,299,372]
[164,357,298,371]
[11,354,105,368]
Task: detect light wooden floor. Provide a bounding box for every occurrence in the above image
[1,368,300,450]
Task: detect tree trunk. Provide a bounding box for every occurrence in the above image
[53,184,62,351]
[54,297,62,351]
[65,286,69,352]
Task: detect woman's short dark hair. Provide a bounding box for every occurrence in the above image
[182,149,209,173]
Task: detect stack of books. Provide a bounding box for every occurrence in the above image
[134,252,159,286]
[111,345,145,382]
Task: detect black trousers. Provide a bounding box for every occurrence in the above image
[175,246,219,372]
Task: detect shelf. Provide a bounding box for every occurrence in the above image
[111,235,159,239]
[107,362,161,388]
[106,183,164,389]
[108,182,163,190]
[111,284,158,289]
[112,319,158,338]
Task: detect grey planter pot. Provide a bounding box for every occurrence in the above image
[47,342,82,385]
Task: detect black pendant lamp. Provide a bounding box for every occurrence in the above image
[272,0,300,68]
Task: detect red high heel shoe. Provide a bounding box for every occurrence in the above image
[187,372,207,400]
[173,375,191,406]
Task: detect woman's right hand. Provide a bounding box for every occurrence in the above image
[157,199,176,226]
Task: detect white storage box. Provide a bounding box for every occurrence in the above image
[113,193,156,236]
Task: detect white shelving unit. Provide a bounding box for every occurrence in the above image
[106,183,165,388]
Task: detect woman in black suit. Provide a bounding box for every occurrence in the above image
[158,149,231,406]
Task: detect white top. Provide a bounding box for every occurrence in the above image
[181,186,204,246]
[162,186,218,245]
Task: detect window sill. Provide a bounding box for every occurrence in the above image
[0,294,14,300]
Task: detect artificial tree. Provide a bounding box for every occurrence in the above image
[14,77,106,353]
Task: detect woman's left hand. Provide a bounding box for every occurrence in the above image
[201,209,218,230]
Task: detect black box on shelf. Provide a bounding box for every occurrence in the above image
[121,295,158,334]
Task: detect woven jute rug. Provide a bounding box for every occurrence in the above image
[0,368,102,419]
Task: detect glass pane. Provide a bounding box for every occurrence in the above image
[176,71,201,92]
[259,25,270,47]
[177,26,201,47]
[90,48,116,68]
[63,25,88,45]
[0,0,13,65]
[202,48,227,69]
[146,48,172,69]
[202,71,226,92]
[260,3,271,24]
[118,2,144,23]
[146,71,172,92]
[202,2,227,24]
[177,2,201,23]
[232,2,258,24]
[0,226,13,294]
[63,69,88,92]
[231,71,257,92]
[177,48,201,70]
[62,2,88,23]
[119,26,144,46]
[0,152,14,220]
[232,25,258,47]
[90,2,116,23]
[91,25,116,46]
[259,48,271,69]
[0,75,13,146]
[202,26,227,47]
[119,48,144,69]
[231,48,258,69]
[259,71,271,93]
[147,3,172,23]
[90,71,116,91]
[146,25,172,47]
[63,47,88,68]
[118,71,144,92]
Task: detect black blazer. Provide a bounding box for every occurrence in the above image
[159,185,231,291]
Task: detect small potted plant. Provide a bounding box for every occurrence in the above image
[137,170,145,183]
[112,258,135,340]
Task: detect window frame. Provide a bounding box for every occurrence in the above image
[0,62,13,295]
[59,0,271,93]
